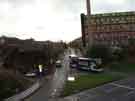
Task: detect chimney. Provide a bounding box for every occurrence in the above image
[86,0,91,15]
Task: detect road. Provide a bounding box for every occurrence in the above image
[63,77,135,101]
[25,50,71,101]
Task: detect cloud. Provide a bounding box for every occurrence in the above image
[52,0,85,14]
[0,0,134,42]
[92,0,135,13]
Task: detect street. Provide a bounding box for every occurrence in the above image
[24,50,71,101]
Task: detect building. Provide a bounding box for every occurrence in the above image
[0,36,45,52]
[81,0,135,47]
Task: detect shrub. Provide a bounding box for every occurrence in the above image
[111,46,128,62]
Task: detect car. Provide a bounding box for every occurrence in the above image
[69,54,78,59]
[56,60,62,68]
[25,72,36,77]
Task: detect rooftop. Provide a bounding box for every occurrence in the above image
[89,11,135,18]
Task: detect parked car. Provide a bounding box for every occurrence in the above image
[56,60,62,68]
[25,72,36,77]
[69,54,78,58]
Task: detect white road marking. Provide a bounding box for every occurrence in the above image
[105,86,119,93]
[51,89,57,97]
[126,91,135,96]
[111,83,135,90]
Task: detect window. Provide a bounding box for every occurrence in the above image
[115,18,120,22]
[131,16,135,22]
[96,19,100,24]
[106,18,110,23]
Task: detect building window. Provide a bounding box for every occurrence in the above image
[131,16,135,22]
[90,19,95,24]
[96,19,100,24]
[115,18,120,22]
[106,18,110,23]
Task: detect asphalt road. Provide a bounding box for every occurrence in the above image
[25,50,71,101]
[63,77,135,101]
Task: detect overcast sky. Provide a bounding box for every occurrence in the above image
[0,0,135,42]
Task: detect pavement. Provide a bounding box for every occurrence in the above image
[62,77,135,101]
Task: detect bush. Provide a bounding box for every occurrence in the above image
[111,46,128,62]
[0,75,24,100]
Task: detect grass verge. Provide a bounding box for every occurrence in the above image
[61,73,123,97]
[109,62,135,73]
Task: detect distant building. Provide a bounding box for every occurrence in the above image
[0,36,45,52]
[81,0,135,47]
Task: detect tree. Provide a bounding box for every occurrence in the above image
[86,44,111,64]
[128,38,135,57]
[111,46,126,61]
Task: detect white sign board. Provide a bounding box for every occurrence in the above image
[67,77,75,82]
[39,65,43,72]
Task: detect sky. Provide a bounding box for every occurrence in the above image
[0,0,135,42]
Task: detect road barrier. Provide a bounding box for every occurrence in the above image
[5,81,41,101]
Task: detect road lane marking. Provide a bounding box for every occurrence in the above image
[51,89,57,97]
[111,83,135,90]
[126,91,135,96]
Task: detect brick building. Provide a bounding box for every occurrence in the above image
[81,0,135,47]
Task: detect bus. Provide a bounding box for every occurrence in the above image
[77,57,103,72]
